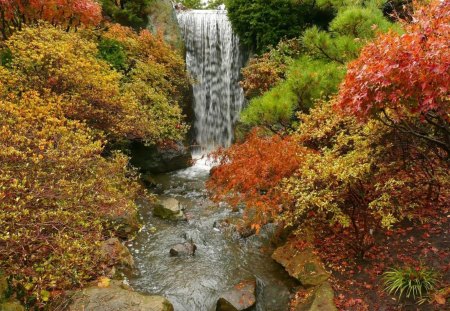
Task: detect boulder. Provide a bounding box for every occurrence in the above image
[67,281,173,311]
[130,141,192,174]
[294,282,337,311]
[153,198,186,220]
[272,242,330,287]
[108,209,140,240]
[216,279,256,311]
[100,238,135,269]
[169,241,197,257]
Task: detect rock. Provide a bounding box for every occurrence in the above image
[169,241,197,257]
[130,141,192,174]
[100,238,135,269]
[108,209,140,240]
[67,281,173,311]
[147,0,185,54]
[216,279,256,311]
[294,282,337,311]
[153,198,186,220]
[272,242,330,287]
[0,302,25,311]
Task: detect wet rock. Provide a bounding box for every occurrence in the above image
[108,210,140,240]
[272,242,330,287]
[100,238,134,269]
[153,198,186,220]
[216,279,256,311]
[67,280,173,311]
[130,141,192,174]
[294,282,337,311]
[169,241,197,257]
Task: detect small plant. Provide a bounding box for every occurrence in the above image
[382,266,438,301]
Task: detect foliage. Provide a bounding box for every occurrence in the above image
[180,0,203,9]
[98,38,127,71]
[226,0,334,53]
[336,0,449,156]
[240,38,302,99]
[382,266,438,300]
[0,0,102,39]
[238,1,395,131]
[282,102,448,257]
[207,129,310,230]
[100,0,151,28]
[0,23,188,144]
[0,91,142,307]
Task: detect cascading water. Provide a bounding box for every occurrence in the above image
[177,10,246,151]
[126,7,296,311]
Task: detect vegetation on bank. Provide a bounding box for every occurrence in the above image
[208,0,449,308]
[0,1,189,308]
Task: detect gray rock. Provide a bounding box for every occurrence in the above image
[216,279,256,311]
[153,198,186,220]
[147,0,185,54]
[169,241,197,256]
[272,242,330,287]
[68,281,173,311]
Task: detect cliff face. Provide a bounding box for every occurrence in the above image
[147,0,184,54]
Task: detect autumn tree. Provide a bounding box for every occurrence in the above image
[207,129,309,230]
[0,0,102,39]
[336,0,450,158]
[0,91,142,307]
[0,23,188,144]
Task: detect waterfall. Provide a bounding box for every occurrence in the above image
[177,10,246,151]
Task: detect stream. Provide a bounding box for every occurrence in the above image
[125,157,297,311]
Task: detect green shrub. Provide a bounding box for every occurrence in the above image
[382,266,439,301]
[98,38,127,71]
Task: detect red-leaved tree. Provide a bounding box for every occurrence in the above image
[207,129,310,231]
[336,0,449,157]
[0,0,102,39]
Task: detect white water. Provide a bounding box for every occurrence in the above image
[177,10,246,151]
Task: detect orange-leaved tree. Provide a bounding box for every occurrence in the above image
[0,0,102,39]
[207,129,310,231]
[336,0,450,157]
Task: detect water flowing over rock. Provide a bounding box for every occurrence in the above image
[177,10,246,150]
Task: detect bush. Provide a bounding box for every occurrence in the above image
[0,91,142,307]
[98,38,128,71]
[383,266,438,301]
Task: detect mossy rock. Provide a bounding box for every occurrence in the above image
[272,241,330,287]
[153,198,186,221]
